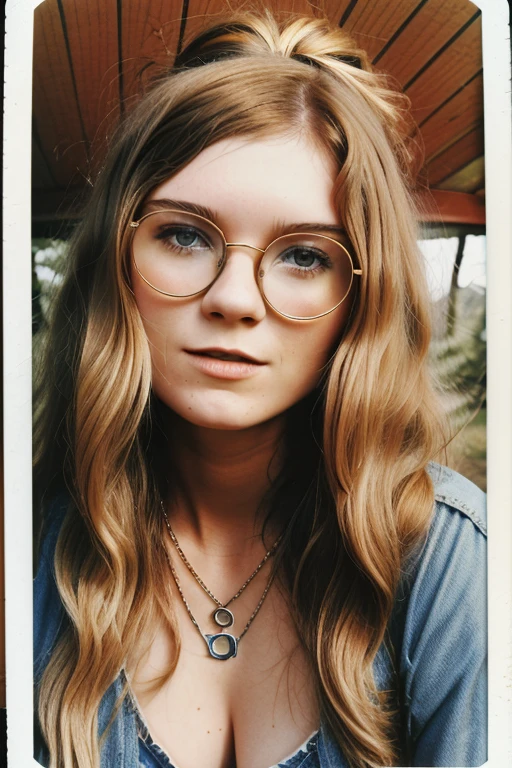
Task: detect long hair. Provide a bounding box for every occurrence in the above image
[34,11,447,767]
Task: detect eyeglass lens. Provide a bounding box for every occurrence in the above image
[131,210,354,319]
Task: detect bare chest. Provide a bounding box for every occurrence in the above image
[129,583,319,768]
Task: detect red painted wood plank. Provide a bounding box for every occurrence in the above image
[316,1,354,23]
[426,127,484,185]
[419,72,483,161]
[341,0,420,62]
[33,0,89,187]
[376,0,477,87]
[121,0,182,107]
[407,16,482,125]
[57,0,120,167]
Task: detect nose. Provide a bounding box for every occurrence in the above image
[200,246,267,324]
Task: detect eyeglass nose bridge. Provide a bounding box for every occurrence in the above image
[225,242,266,256]
[221,242,267,284]
[180,240,268,314]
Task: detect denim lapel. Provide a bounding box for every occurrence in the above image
[317,723,349,767]
[99,674,140,767]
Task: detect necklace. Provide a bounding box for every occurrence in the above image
[161,501,283,630]
[160,502,283,660]
[163,546,275,660]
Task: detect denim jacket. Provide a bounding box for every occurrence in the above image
[34,464,487,767]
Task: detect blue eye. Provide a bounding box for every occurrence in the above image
[280,246,331,271]
[174,229,200,247]
[156,226,211,251]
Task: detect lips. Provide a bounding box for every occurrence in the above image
[183,347,267,381]
[186,348,265,365]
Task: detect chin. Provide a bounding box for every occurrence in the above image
[158,390,280,432]
[183,414,259,431]
[175,407,273,432]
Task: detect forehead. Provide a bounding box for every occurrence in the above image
[148,135,340,231]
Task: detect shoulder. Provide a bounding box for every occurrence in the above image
[394,465,487,765]
[399,463,487,710]
[389,463,486,653]
[427,461,486,536]
[403,462,487,618]
[396,463,486,607]
[413,463,487,590]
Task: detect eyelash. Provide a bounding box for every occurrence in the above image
[277,248,332,276]
[155,226,212,251]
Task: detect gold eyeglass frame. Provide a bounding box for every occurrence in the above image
[129,208,362,321]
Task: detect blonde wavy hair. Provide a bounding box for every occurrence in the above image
[34,10,447,768]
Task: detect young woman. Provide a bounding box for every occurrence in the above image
[33,11,487,768]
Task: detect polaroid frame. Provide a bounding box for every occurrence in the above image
[3,1,511,766]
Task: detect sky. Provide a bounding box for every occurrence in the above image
[418,235,487,302]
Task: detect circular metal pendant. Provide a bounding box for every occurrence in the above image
[205,633,238,660]
[213,607,234,628]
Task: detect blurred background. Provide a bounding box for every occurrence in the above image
[30,0,487,491]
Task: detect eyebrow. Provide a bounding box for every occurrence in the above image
[144,198,348,239]
[144,198,216,220]
[275,220,348,237]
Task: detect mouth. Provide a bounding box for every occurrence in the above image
[185,348,266,365]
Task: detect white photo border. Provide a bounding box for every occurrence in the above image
[2,0,511,766]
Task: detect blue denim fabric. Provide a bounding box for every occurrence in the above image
[33,463,487,767]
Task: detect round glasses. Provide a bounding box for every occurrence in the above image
[130,208,362,320]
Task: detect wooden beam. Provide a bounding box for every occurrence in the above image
[416,189,485,225]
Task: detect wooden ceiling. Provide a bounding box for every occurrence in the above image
[32,0,485,227]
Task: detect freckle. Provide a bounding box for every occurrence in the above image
[207,730,210,734]
[219,728,222,731]
[197,707,200,710]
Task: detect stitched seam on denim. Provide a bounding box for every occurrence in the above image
[279,751,316,768]
[295,753,317,768]
[279,736,319,767]
[124,685,152,742]
[435,494,487,536]
[121,673,141,718]
[139,739,174,768]
[145,742,177,768]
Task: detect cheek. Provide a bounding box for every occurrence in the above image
[279,304,349,388]
[132,282,166,355]
[131,272,182,376]
[134,304,187,410]
[292,304,348,361]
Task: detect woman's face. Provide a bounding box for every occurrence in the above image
[131,134,353,431]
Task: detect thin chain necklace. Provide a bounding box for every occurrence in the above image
[161,502,283,660]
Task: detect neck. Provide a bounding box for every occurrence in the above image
[162,411,287,556]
